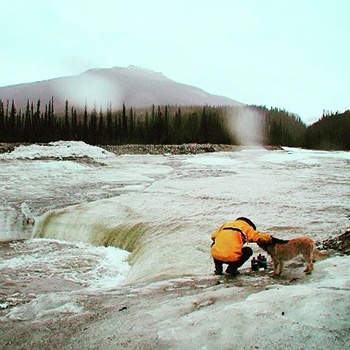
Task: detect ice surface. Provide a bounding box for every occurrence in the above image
[0,142,349,349]
[154,256,350,350]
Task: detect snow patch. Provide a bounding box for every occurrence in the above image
[0,141,115,162]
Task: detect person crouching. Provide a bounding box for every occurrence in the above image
[211,217,273,276]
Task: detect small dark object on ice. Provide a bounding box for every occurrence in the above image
[289,277,300,283]
[251,254,267,271]
[251,257,259,271]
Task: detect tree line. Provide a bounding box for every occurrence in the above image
[0,99,234,145]
[0,98,348,150]
[303,110,350,150]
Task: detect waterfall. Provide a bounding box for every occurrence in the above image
[31,194,211,284]
[33,198,147,251]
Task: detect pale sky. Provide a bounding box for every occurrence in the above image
[0,0,349,124]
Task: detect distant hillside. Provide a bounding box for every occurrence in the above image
[0,65,242,114]
[305,110,350,150]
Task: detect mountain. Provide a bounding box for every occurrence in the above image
[0,65,242,114]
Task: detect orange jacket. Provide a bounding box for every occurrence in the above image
[211,219,272,262]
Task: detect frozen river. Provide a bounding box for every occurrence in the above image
[0,142,349,349]
[1,142,349,287]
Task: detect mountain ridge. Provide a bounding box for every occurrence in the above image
[0,65,242,114]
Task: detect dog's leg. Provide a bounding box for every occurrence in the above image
[303,255,313,274]
[274,260,284,276]
[273,259,282,276]
[278,261,284,275]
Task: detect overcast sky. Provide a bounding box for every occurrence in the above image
[1,0,349,124]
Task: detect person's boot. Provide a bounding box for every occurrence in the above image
[225,267,240,277]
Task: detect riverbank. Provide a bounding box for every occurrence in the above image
[0,142,281,156]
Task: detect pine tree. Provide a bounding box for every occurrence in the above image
[83,103,88,142]
[64,100,71,140]
[23,100,32,142]
[89,102,98,144]
[7,100,17,142]
[98,106,104,144]
[106,102,113,144]
[0,100,5,141]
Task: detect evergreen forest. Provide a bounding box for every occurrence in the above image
[304,110,350,150]
[0,98,348,150]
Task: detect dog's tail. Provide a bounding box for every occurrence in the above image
[312,247,329,260]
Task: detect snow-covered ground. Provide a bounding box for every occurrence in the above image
[0,141,349,349]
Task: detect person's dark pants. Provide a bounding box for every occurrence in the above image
[214,246,253,275]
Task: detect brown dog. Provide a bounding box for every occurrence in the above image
[258,237,328,276]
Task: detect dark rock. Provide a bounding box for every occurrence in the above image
[319,228,350,255]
